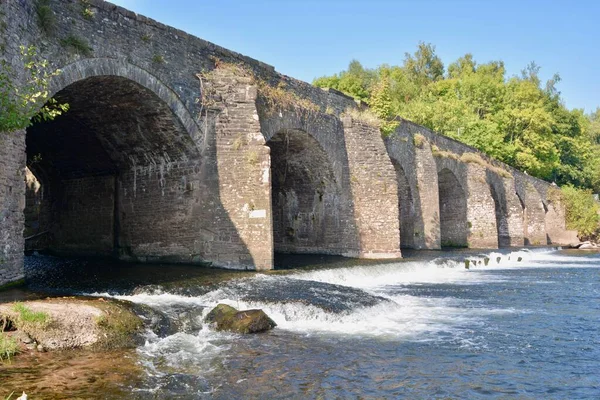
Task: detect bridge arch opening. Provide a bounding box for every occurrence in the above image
[517,186,547,246]
[266,129,342,254]
[438,168,468,247]
[25,75,201,259]
[489,182,510,247]
[392,160,415,249]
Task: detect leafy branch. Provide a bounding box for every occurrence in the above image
[0,46,68,133]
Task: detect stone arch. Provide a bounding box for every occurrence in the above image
[391,159,415,249]
[25,63,209,260]
[485,172,524,247]
[489,181,507,246]
[437,167,468,247]
[516,184,547,245]
[266,129,345,254]
[258,105,361,256]
[50,58,202,145]
[487,174,513,247]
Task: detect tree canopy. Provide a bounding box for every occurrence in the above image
[313,42,600,193]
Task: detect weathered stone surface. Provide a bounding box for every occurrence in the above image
[385,119,573,251]
[0,0,576,286]
[205,304,276,334]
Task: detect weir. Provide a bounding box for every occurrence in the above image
[0,0,578,286]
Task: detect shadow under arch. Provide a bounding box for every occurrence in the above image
[267,128,345,254]
[516,183,547,245]
[390,159,415,249]
[437,167,468,247]
[487,173,511,247]
[24,60,247,266]
[49,58,202,145]
[258,104,361,256]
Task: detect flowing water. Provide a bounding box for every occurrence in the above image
[1,248,599,399]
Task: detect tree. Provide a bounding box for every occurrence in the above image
[403,42,444,86]
[311,44,600,192]
[313,60,374,102]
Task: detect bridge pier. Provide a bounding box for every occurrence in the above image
[211,69,273,270]
[464,163,499,249]
[412,140,442,249]
[0,130,26,285]
[342,117,401,258]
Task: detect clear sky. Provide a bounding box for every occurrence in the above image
[109,0,599,112]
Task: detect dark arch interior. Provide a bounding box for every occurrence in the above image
[516,192,529,244]
[25,75,200,257]
[267,130,341,254]
[489,182,510,247]
[392,160,415,249]
[438,168,468,247]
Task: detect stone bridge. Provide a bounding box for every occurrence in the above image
[0,0,576,285]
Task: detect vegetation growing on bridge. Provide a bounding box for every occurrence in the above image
[313,43,600,194]
[198,57,320,117]
[0,46,68,133]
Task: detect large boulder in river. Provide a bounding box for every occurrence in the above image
[204,304,276,334]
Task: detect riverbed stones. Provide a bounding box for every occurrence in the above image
[205,304,276,334]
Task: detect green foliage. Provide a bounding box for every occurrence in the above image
[0,332,18,362]
[0,46,68,133]
[561,185,600,239]
[413,133,426,148]
[152,54,165,64]
[313,59,375,102]
[60,35,93,56]
[12,303,50,326]
[258,81,320,115]
[35,0,56,34]
[313,43,600,191]
[370,77,399,136]
[81,0,94,20]
[403,42,445,87]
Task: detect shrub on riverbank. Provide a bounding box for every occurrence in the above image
[561,185,600,240]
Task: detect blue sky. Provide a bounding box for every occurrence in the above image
[110,0,599,112]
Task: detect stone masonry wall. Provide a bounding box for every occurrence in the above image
[465,164,499,248]
[51,175,115,256]
[210,69,273,269]
[0,130,26,286]
[486,171,524,247]
[118,162,201,263]
[258,101,361,256]
[342,117,401,258]
[0,0,578,286]
[436,162,469,247]
[385,122,441,249]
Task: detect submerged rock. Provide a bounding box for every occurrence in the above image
[221,277,389,313]
[205,304,276,334]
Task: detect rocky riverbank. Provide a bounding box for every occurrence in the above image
[568,241,600,250]
[0,297,143,356]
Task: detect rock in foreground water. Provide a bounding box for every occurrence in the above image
[205,304,276,334]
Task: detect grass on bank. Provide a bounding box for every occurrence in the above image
[93,300,144,349]
[12,303,50,326]
[0,332,18,362]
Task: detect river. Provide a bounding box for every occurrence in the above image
[1,248,599,399]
